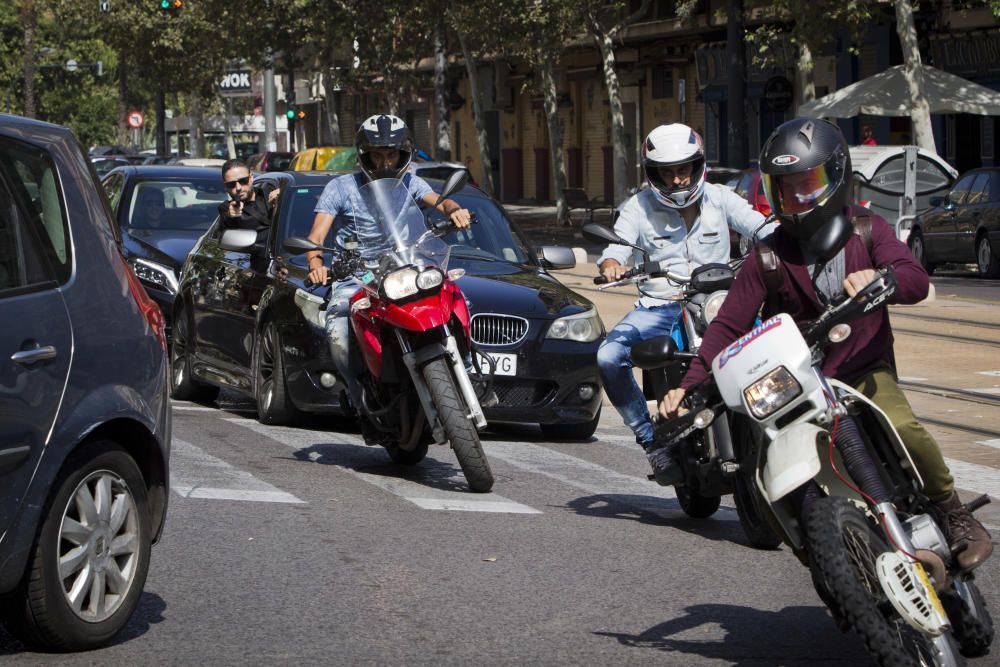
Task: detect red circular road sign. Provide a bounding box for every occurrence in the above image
[127,111,145,129]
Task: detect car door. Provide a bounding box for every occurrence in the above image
[954,172,990,262]
[925,173,974,261]
[0,138,73,537]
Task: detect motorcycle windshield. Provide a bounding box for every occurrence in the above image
[347,178,451,273]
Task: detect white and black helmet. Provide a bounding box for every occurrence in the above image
[642,123,707,209]
[355,114,414,180]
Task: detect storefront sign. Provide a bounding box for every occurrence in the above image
[930,31,1000,80]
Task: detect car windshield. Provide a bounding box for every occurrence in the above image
[128,180,228,231]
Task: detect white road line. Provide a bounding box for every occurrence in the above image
[171,404,218,412]
[944,457,1000,501]
[975,371,1000,378]
[225,418,540,514]
[482,439,738,522]
[170,438,304,504]
[976,439,1000,450]
[898,376,928,382]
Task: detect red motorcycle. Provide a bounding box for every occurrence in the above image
[285,172,494,492]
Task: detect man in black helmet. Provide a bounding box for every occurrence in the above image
[303,114,472,443]
[661,118,992,571]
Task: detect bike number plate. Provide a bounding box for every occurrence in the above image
[476,352,517,376]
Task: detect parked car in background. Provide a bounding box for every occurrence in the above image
[101,165,229,338]
[0,113,170,650]
[247,151,295,172]
[908,166,1000,277]
[91,155,131,177]
[141,154,176,166]
[169,157,226,168]
[705,166,742,187]
[172,172,603,438]
[289,146,353,171]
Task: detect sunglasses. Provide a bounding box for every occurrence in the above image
[225,176,251,188]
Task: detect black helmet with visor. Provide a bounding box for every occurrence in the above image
[759,118,851,240]
[355,114,414,181]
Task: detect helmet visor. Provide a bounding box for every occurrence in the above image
[762,163,836,216]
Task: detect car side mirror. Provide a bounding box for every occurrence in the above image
[220,229,258,252]
[538,246,576,270]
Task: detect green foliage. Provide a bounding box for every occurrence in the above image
[744,0,877,69]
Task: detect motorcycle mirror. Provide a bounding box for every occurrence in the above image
[283,236,321,255]
[581,223,627,246]
[632,335,688,370]
[429,169,470,210]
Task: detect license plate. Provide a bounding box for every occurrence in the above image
[476,352,517,376]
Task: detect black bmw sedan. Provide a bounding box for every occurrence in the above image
[172,172,604,439]
[101,165,229,337]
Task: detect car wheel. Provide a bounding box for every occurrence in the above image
[254,320,299,425]
[170,302,219,402]
[1,440,151,651]
[907,229,936,275]
[540,407,601,441]
[976,235,1000,278]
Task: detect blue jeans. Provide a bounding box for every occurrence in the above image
[597,303,682,449]
[324,278,364,407]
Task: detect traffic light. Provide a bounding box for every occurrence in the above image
[286,107,306,120]
[159,0,182,11]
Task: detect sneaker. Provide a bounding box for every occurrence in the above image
[646,443,683,486]
[933,493,994,571]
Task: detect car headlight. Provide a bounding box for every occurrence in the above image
[130,257,178,294]
[416,268,443,291]
[546,308,603,343]
[382,267,419,300]
[743,366,802,419]
[701,291,727,327]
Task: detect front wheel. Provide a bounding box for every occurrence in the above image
[253,320,299,426]
[0,441,151,651]
[942,579,994,657]
[806,497,959,667]
[731,421,781,549]
[423,357,494,493]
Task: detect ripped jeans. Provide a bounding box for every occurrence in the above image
[324,277,364,408]
[596,302,682,449]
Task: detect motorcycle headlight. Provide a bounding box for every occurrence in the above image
[546,308,603,343]
[743,366,802,419]
[130,257,178,294]
[701,290,727,328]
[382,267,419,300]
[416,268,444,291]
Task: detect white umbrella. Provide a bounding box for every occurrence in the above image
[799,64,1000,118]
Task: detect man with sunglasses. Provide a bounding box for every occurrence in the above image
[218,158,280,237]
[660,118,992,572]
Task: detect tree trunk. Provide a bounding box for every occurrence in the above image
[594,30,628,206]
[189,95,204,158]
[540,55,568,226]
[323,69,341,145]
[433,18,452,161]
[796,42,815,106]
[726,0,749,168]
[894,0,935,152]
[116,59,129,146]
[21,0,36,118]
[455,25,495,198]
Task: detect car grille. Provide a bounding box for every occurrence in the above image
[470,314,528,346]
[493,378,557,407]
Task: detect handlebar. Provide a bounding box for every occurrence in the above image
[594,261,691,289]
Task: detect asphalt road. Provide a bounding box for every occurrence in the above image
[2,393,999,665]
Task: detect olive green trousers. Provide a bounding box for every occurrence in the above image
[853,367,954,502]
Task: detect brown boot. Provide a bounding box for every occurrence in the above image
[933,493,994,571]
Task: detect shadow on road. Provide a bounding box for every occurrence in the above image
[566,494,745,545]
[595,603,868,666]
[0,591,166,656]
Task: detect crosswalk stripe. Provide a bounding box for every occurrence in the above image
[224,418,540,514]
[171,404,218,412]
[170,438,304,504]
[943,457,1000,501]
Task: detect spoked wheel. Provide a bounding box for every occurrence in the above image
[253,320,299,425]
[806,497,963,667]
[676,485,721,519]
[170,303,219,402]
[422,357,494,493]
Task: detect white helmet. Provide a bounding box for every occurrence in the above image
[642,123,707,209]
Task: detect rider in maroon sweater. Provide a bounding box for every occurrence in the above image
[661,118,991,571]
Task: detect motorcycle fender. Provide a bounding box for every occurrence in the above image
[762,422,825,503]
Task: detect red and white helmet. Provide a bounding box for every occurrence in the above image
[642,124,707,209]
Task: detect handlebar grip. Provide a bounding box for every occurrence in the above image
[593,275,609,285]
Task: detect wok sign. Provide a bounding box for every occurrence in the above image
[219,70,253,96]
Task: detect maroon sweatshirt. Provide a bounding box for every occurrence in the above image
[680,212,930,390]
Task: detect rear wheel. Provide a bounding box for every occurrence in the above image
[540,407,601,441]
[908,229,936,275]
[806,497,959,667]
[676,485,721,519]
[423,357,494,493]
[253,320,299,425]
[1,441,151,651]
[170,303,219,402]
[976,235,1000,278]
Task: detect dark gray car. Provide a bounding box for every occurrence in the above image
[0,114,171,650]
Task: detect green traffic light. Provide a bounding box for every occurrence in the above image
[160,0,170,7]
[286,109,295,119]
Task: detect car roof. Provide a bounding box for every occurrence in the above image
[255,171,490,200]
[106,165,227,180]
